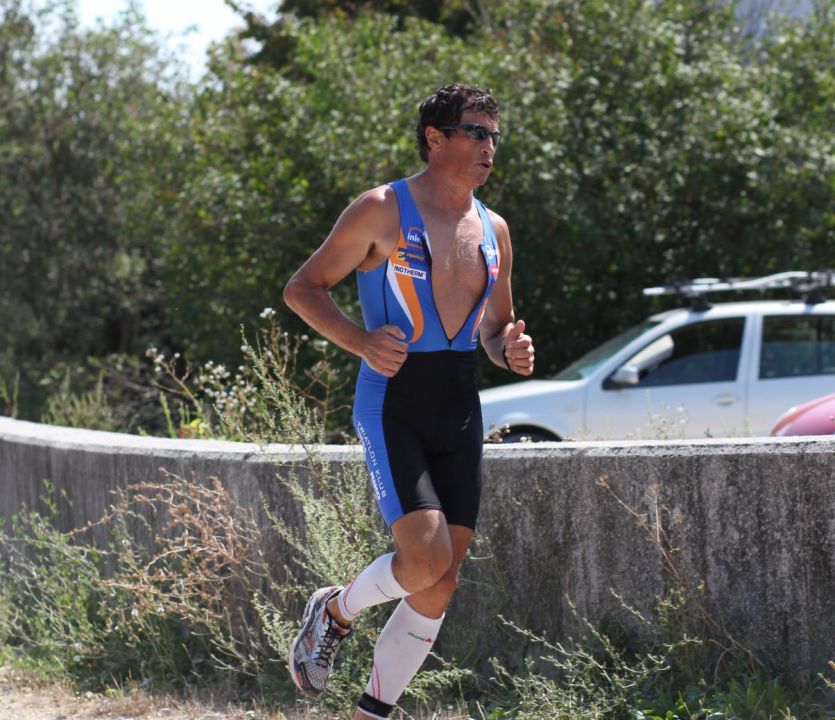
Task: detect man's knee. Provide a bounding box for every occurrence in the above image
[395,539,453,591]
[431,563,460,600]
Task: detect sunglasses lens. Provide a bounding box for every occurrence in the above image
[469,126,499,145]
[441,124,499,146]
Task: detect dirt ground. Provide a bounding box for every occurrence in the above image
[0,665,476,720]
[0,665,304,720]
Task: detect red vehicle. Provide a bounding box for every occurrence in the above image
[771,392,835,436]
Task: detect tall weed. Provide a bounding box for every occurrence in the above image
[0,482,106,679]
[0,371,19,417]
[231,315,474,711]
[0,474,271,689]
[0,318,472,713]
[146,312,354,443]
[479,476,832,719]
[41,370,118,431]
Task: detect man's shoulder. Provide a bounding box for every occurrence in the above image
[350,183,399,215]
[338,184,401,256]
[484,206,510,240]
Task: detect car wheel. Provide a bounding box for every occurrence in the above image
[501,429,559,443]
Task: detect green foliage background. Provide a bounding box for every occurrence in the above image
[1,0,833,426]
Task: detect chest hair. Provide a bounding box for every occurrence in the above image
[424,210,488,334]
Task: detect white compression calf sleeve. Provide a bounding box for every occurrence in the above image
[337,552,410,622]
[356,599,444,719]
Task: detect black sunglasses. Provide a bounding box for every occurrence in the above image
[439,123,501,147]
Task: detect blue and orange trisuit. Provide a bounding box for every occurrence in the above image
[353,178,500,530]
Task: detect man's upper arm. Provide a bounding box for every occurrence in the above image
[291,185,397,290]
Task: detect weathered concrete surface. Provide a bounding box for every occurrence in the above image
[1,416,834,683]
[465,440,835,685]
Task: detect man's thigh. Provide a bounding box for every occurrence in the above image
[427,443,482,530]
[355,408,446,528]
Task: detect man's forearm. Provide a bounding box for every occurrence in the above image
[283,278,367,357]
[483,324,513,370]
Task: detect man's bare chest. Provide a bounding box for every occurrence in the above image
[423,214,485,288]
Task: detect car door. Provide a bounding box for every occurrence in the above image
[747,312,835,435]
[584,317,748,439]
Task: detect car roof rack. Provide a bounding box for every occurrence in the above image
[643,270,835,310]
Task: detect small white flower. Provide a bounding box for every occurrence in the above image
[260,307,275,319]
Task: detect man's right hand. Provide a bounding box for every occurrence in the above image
[362,325,409,377]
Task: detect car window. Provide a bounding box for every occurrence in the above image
[759,315,835,379]
[552,320,661,381]
[625,318,745,387]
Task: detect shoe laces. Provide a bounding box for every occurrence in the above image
[315,620,347,668]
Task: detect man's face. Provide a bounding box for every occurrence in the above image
[433,110,500,186]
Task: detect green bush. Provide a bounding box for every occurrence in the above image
[0,474,268,689]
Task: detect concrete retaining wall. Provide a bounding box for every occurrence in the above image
[1,416,833,684]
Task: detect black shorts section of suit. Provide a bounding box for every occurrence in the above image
[382,350,483,529]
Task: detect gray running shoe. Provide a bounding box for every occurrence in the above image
[288,585,352,696]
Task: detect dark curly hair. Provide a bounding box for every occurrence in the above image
[415,83,499,163]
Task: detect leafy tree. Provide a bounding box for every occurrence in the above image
[158,14,471,367]
[183,0,833,386]
[3,0,833,427]
[228,0,486,71]
[473,0,834,373]
[0,0,191,415]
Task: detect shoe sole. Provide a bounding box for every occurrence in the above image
[288,586,336,696]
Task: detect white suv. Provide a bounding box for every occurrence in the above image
[480,272,835,441]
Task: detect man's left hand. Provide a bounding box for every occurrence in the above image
[504,320,534,376]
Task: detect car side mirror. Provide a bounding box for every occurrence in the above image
[610,365,640,387]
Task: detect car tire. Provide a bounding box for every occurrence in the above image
[501,429,559,443]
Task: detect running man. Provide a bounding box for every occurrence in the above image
[283,83,534,720]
